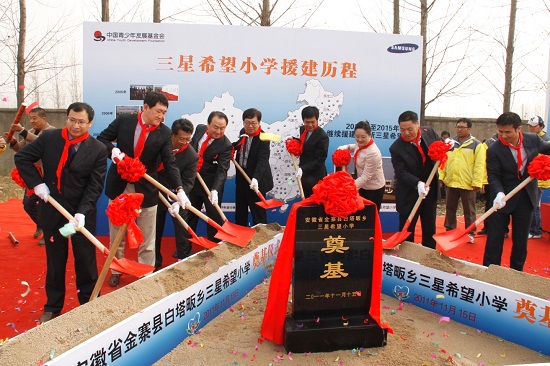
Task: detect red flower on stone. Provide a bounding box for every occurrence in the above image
[332,149,351,167]
[311,171,364,218]
[117,156,146,183]
[285,138,302,156]
[528,155,550,181]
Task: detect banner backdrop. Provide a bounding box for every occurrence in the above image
[83,22,422,235]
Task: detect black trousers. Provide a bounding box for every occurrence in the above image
[484,189,532,271]
[23,190,41,230]
[43,226,98,313]
[399,196,437,249]
[235,178,267,226]
[187,188,224,242]
[155,203,192,268]
[359,187,385,212]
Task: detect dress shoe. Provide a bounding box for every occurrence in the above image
[108,274,121,287]
[33,228,43,239]
[38,237,45,246]
[478,228,487,235]
[39,311,60,324]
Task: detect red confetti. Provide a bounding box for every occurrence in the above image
[25,101,39,114]
[18,85,25,89]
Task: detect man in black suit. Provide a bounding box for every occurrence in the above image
[188,111,232,242]
[234,108,274,226]
[98,91,188,287]
[485,112,550,271]
[14,102,107,323]
[155,118,198,268]
[295,106,329,198]
[390,110,440,249]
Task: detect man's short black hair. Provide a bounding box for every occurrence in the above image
[398,110,418,124]
[30,107,46,118]
[144,91,169,109]
[67,102,95,122]
[243,108,262,122]
[172,118,194,135]
[301,106,319,121]
[457,117,472,128]
[496,112,522,129]
[207,111,228,125]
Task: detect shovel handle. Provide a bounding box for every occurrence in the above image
[48,196,109,255]
[158,192,200,241]
[231,158,270,204]
[404,160,441,223]
[290,154,305,199]
[195,172,228,222]
[142,173,225,232]
[6,103,27,141]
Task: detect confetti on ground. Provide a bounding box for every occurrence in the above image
[439,316,450,323]
[20,281,30,297]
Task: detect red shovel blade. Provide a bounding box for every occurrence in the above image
[215,228,252,248]
[382,230,411,249]
[110,258,154,277]
[219,221,255,245]
[434,229,471,253]
[189,236,219,249]
[256,198,283,209]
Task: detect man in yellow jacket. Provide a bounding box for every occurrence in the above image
[440,118,486,243]
[527,116,550,239]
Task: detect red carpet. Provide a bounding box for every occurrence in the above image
[1,198,549,341]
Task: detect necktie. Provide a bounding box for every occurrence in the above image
[56,127,89,192]
[499,132,523,178]
[157,144,189,172]
[134,112,157,159]
[402,128,426,164]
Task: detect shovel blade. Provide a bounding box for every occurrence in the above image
[382,231,410,249]
[434,230,470,253]
[189,236,219,249]
[221,221,255,242]
[110,258,154,277]
[256,198,284,209]
[215,228,252,248]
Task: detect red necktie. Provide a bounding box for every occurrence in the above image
[499,132,523,178]
[402,128,426,164]
[134,112,157,159]
[197,133,212,172]
[56,127,89,192]
[300,126,318,147]
[157,144,189,172]
[353,138,374,166]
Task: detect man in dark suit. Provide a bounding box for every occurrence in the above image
[295,106,329,198]
[14,102,107,323]
[188,111,232,242]
[155,118,198,268]
[98,91,188,287]
[234,108,274,226]
[390,110,440,249]
[485,112,550,271]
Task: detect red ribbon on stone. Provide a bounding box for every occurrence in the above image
[106,193,144,249]
[11,167,34,197]
[528,154,550,180]
[331,149,351,167]
[285,138,302,156]
[116,156,146,183]
[427,140,453,169]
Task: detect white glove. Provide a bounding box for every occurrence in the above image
[295,168,303,178]
[337,145,348,150]
[417,181,430,198]
[493,192,506,210]
[34,183,50,202]
[73,213,85,230]
[111,147,126,163]
[444,138,457,146]
[249,178,259,191]
[168,202,180,217]
[210,190,218,205]
[176,190,190,208]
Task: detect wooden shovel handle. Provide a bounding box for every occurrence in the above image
[158,192,198,240]
[405,160,441,223]
[142,173,224,232]
[195,172,228,222]
[290,154,305,199]
[232,158,271,204]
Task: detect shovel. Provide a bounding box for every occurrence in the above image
[383,160,441,250]
[289,153,305,199]
[231,158,283,209]
[434,176,534,252]
[141,173,251,247]
[195,172,256,244]
[158,193,218,250]
[259,132,281,142]
[90,223,128,300]
[48,197,154,277]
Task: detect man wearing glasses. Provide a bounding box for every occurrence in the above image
[233,108,273,226]
[98,91,189,287]
[14,102,107,323]
[154,118,198,269]
[439,118,485,244]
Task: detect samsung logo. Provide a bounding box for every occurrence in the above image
[387,43,419,54]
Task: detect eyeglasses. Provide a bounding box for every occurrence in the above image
[244,121,259,126]
[456,126,469,129]
[67,117,90,126]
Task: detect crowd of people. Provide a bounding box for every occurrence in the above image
[2,91,549,324]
